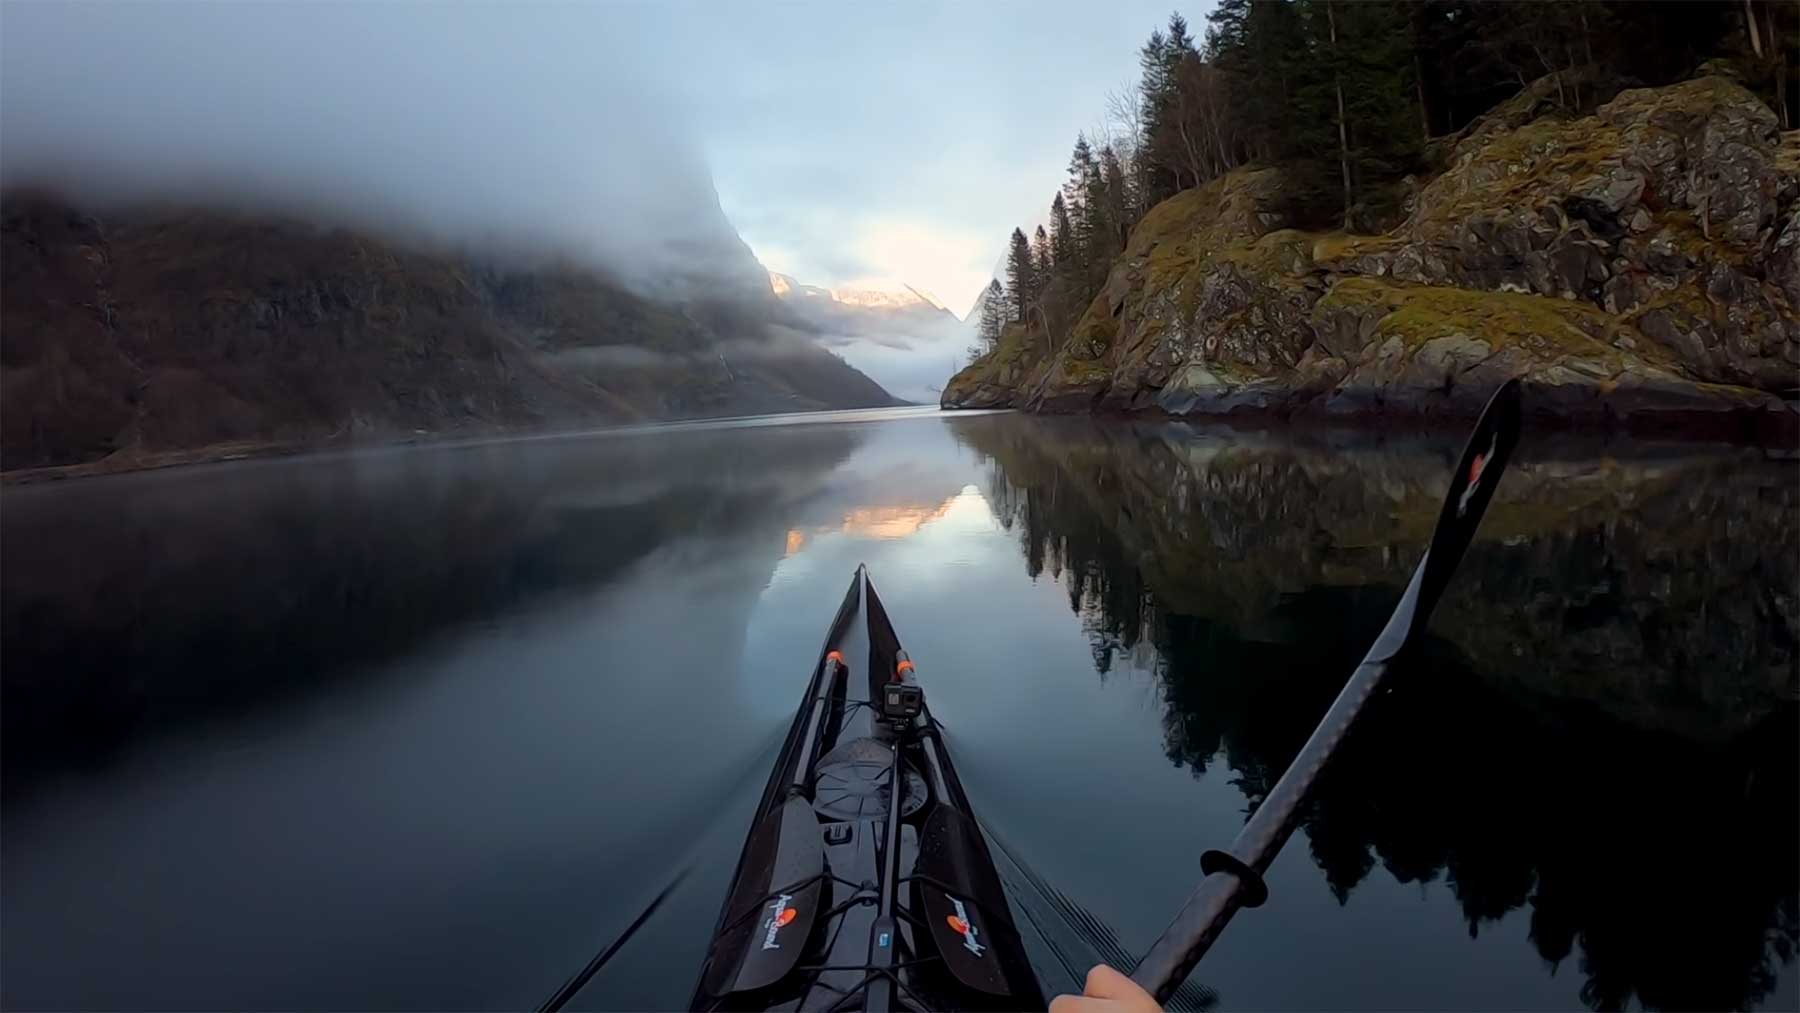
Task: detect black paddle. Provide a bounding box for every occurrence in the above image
[1129,378,1523,1004]
[539,864,694,1013]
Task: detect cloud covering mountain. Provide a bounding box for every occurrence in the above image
[0,3,759,298]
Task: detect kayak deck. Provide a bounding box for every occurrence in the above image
[692,567,1043,1012]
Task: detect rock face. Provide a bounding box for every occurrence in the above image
[943,76,1799,442]
[1,195,901,473]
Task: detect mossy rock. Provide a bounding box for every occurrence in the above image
[1316,277,1675,369]
[1310,232,1403,268]
[1220,229,1319,276]
[1068,311,1116,361]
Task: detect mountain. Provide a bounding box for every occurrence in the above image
[0,191,902,476]
[944,75,1798,444]
[766,270,968,403]
[768,271,956,329]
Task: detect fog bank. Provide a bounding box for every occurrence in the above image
[0,3,756,291]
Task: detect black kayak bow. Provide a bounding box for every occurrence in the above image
[1130,378,1523,1004]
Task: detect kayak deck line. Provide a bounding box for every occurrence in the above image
[689,565,1044,1012]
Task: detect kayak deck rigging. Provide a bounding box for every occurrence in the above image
[692,566,1043,1012]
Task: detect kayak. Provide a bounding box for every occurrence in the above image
[543,381,1521,1012]
[690,565,1045,1011]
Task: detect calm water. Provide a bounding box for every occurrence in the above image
[3,407,1795,1011]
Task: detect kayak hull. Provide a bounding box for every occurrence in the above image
[692,567,1044,1012]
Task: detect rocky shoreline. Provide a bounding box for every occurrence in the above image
[945,75,1800,444]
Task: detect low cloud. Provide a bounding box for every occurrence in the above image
[0,3,748,290]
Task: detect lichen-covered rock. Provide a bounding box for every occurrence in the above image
[1022,169,1302,412]
[1428,67,1636,169]
[1300,278,1760,422]
[1393,76,1798,392]
[941,320,1039,409]
[1769,206,1800,310]
[1598,77,1782,246]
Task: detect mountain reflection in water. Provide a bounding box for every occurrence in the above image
[1,408,1792,1011]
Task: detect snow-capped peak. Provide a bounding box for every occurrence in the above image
[769,271,950,315]
[827,285,946,312]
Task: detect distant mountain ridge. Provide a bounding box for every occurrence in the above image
[1,191,902,475]
[764,269,969,405]
[769,271,956,325]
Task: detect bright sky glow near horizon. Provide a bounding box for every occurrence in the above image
[691,2,1209,314]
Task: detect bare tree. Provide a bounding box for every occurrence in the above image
[1327,0,1354,230]
[1104,84,1150,218]
[1168,56,1241,187]
[1770,0,1789,128]
[1103,84,1146,160]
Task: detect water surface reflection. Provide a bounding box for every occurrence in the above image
[2,408,1792,1011]
[956,414,1797,1011]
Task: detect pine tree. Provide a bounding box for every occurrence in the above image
[1031,226,1053,282]
[977,278,1005,349]
[1137,13,1206,202]
[1049,192,1077,271]
[1081,145,1115,278]
[1206,0,1304,164]
[1137,27,1175,204]
[1100,146,1132,246]
[1291,0,1422,228]
[1167,10,1195,52]
[1066,135,1101,273]
[1004,228,1035,323]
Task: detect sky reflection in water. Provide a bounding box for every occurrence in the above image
[2,408,1793,1011]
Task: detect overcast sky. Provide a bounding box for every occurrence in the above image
[1,1,1203,398]
[678,2,1202,313]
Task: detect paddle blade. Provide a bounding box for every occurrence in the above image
[1414,378,1522,629]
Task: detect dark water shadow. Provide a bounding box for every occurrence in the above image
[1,423,861,801]
[950,412,1799,1012]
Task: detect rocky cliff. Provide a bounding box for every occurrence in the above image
[944,76,1799,442]
[0,194,901,474]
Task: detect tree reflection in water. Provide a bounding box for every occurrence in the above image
[954,413,1798,1012]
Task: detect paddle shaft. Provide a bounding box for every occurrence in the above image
[1130,379,1522,1004]
[539,866,692,1013]
[1130,565,1423,1001]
